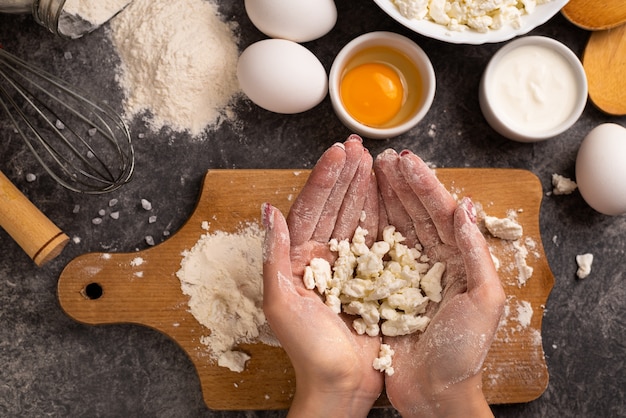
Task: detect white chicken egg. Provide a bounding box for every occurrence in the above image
[237,39,328,114]
[244,0,337,43]
[575,123,626,216]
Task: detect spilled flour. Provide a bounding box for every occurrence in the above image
[109,0,241,136]
[176,222,278,372]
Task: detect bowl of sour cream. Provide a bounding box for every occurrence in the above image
[479,36,588,142]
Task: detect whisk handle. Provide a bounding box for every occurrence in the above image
[0,170,69,266]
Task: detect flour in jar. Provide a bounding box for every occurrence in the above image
[58,0,131,38]
[109,0,241,137]
[176,222,278,373]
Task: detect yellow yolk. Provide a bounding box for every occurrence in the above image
[340,62,404,127]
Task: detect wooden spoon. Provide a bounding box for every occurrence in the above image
[562,0,626,30]
[583,23,626,115]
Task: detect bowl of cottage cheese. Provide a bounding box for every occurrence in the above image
[373,0,569,44]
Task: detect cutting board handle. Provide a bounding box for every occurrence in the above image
[0,170,69,266]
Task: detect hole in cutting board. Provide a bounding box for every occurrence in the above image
[82,283,103,300]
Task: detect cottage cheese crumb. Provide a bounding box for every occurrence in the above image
[373,343,395,376]
[130,257,144,267]
[575,253,593,279]
[552,174,577,195]
[304,226,442,341]
[484,215,523,241]
[392,0,551,33]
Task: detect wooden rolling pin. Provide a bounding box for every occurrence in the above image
[0,170,69,266]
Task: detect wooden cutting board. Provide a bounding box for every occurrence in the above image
[58,168,554,410]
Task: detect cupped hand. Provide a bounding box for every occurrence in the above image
[374,149,506,418]
[262,135,383,417]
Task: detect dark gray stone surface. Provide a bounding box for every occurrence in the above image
[0,1,624,417]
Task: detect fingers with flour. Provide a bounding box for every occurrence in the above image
[374,149,425,247]
[454,198,505,313]
[357,171,380,247]
[399,150,458,247]
[287,143,346,247]
[332,147,374,242]
[312,135,368,243]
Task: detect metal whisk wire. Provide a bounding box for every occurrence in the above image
[0,48,134,194]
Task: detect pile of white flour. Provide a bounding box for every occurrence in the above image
[176,222,277,372]
[108,0,241,137]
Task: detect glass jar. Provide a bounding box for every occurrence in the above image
[0,0,68,36]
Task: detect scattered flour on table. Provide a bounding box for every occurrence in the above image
[109,0,241,137]
[176,222,278,373]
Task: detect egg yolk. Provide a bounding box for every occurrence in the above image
[340,62,404,127]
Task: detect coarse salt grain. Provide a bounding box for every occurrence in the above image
[141,199,152,211]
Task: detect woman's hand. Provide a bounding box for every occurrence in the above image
[262,135,383,418]
[374,149,506,418]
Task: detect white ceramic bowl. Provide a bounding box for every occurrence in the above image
[372,0,568,45]
[329,31,436,139]
[479,36,587,142]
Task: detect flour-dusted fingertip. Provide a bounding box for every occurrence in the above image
[346,133,363,143]
[459,197,477,224]
[261,202,274,230]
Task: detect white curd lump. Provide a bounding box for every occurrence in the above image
[552,173,578,195]
[576,253,593,279]
[488,44,579,134]
[304,225,444,374]
[484,215,523,241]
[392,0,552,33]
[304,226,443,338]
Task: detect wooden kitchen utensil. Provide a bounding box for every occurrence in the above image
[58,168,554,410]
[583,23,626,115]
[562,0,626,30]
[0,170,69,266]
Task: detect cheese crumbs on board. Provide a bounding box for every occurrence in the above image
[304,225,443,339]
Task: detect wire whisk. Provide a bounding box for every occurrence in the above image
[0,47,134,194]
